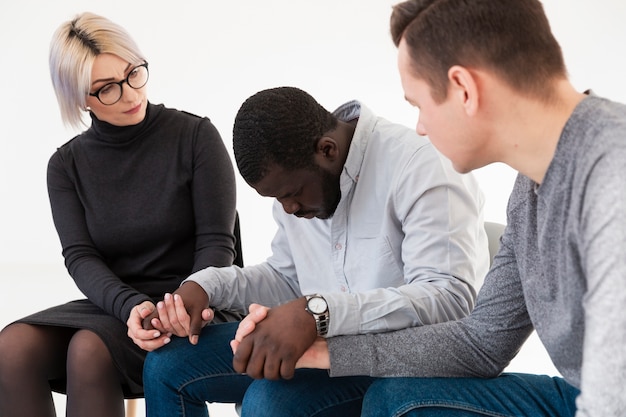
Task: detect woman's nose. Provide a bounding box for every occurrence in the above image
[120,82,140,102]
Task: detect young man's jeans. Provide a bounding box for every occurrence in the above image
[143,322,375,417]
[361,373,579,417]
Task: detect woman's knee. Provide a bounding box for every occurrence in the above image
[0,324,66,370]
[0,324,33,364]
[66,330,118,383]
[0,324,72,386]
[0,324,35,380]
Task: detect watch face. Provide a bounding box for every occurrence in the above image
[308,296,328,314]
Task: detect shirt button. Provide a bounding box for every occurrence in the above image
[335,243,342,250]
[340,285,347,292]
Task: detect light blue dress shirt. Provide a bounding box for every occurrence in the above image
[187,101,489,337]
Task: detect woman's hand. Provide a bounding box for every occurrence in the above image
[126,301,172,352]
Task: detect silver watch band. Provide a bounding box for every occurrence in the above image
[305,294,330,337]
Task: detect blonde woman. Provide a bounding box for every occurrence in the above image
[0,12,240,417]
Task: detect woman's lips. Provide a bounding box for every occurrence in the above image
[124,104,142,114]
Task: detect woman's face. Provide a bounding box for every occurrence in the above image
[86,53,148,126]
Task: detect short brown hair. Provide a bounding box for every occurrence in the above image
[390,0,567,103]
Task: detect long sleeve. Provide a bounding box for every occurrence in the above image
[47,104,238,322]
[573,124,626,417]
[321,148,488,337]
[189,118,237,271]
[185,262,302,315]
[327,222,532,378]
[47,152,147,322]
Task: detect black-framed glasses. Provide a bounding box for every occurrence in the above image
[88,62,149,105]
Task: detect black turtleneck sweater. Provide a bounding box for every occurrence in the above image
[47,103,237,323]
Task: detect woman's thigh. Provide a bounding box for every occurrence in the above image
[0,323,74,379]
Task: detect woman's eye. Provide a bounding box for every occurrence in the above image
[100,84,114,95]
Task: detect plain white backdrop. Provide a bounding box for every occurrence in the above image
[1,1,625,416]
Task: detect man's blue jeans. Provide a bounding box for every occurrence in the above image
[143,322,375,417]
[361,373,580,417]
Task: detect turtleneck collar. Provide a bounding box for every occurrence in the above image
[89,102,160,144]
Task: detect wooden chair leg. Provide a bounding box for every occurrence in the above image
[125,398,137,417]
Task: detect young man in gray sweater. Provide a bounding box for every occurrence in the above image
[232,0,626,416]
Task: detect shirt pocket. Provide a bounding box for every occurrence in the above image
[346,223,404,290]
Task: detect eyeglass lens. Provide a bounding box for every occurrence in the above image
[97,64,149,105]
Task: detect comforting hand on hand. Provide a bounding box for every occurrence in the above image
[126,301,171,352]
[150,281,214,345]
[230,303,269,353]
[231,297,319,380]
[231,302,332,373]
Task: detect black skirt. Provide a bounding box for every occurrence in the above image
[15,299,242,397]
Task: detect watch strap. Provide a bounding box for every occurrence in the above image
[305,294,330,337]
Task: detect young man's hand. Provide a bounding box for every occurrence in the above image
[230,303,270,353]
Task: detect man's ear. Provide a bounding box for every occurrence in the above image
[315,136,339,164]
[448,65,479,116]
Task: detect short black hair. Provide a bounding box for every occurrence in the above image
[233,86,338,185]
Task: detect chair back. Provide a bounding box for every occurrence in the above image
[484,221,506,267]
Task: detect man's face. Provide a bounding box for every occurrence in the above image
[397,40,481,174]
[252,163,341,220]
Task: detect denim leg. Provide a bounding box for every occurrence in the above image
[143,322,252,417]
[240,368,376,417]
[362,373,580,417]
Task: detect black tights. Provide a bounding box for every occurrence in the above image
[0,323,125,417]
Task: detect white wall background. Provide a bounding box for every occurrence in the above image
[1,1,624,416]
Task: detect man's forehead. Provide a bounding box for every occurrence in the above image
[253,165,294,197]
[397,41,424,103]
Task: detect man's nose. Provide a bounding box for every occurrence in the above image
[280,199,300,215]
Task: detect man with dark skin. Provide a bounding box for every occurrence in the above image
[129,86,489,416]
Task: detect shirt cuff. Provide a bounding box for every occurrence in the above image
[322,292,359,337]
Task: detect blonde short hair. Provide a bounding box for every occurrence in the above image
[49,12,146,129]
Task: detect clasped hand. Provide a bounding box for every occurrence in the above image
[230,300,331,379]
[126,281,213,351]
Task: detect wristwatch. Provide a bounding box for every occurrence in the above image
[305,294,329,337]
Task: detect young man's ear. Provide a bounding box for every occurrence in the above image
[448,65,479,116]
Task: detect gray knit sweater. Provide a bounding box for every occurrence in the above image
[327,95,626,417]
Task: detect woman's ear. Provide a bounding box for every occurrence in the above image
[448,65,479,116]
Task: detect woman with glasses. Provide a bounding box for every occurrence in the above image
[0,12,240,417]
